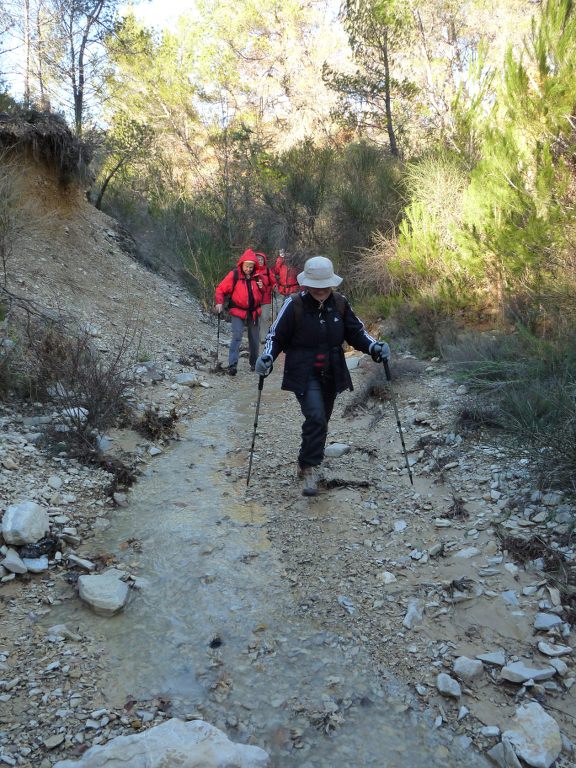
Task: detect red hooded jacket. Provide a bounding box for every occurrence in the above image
[215,249,264,322]
[255,252,276,304]
[274,254,300,296]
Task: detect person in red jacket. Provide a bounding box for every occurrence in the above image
[215,249,264,375]
[255,251,276,344]
[274,249,300,304]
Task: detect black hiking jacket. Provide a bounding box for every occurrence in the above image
[263,290,376,395]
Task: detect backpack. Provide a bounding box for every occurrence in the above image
[223,269,239,311]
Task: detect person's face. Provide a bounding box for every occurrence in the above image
[307,286,332,302]
[257,256,264,266]
[242,261,255,276]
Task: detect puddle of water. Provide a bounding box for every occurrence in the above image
[227,500,269,527]
[47,383,489,768]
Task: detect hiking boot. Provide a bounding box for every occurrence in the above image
[298,465,319,497]
[228,365,237,376]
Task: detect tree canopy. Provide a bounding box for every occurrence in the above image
[3,0,575,338]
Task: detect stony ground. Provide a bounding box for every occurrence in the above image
[234,352,576,766]
[0,161,575,767]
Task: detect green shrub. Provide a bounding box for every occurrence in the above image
[445,330,576,489]
[180,235,233,311]
[0,343,25,398]
[444,332,535,387]
[331,142,403,250]
[353,292,402,327]
[392,295,461,357]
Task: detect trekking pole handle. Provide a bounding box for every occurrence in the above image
[257,374,265,391]
[383,358,392,382]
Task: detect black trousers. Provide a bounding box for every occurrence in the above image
[295,375,336,468]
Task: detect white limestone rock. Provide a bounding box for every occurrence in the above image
[175,372,200,387]
[67,553,96,571]
[46,624,82,641]
[0,548,27,574]
[500,662,556,683]
[502,702,561,768]
[534,613,563,631]
[476,651,506,667]
[78,569,130,616]
[21,555,49,573]
[453,546,480,559]
[402,598,424,629]
[548,658,568,677]
[487,739,523,768]
[2,501,49,545]
[324,443,350,458]
[537,641,572,657]
[436,672,461,698]
[453,656,484,682]
[62,407,89,423]
[500,590,520,607]
[52,718,270,768]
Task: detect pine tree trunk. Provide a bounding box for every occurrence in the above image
[381,28,399,157]
[23,0,31,108]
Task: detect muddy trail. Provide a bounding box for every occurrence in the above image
[44,367,490,768]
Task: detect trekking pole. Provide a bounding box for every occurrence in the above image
[215,311,221,363]
[246,375,265,486]
[383,359,414,486]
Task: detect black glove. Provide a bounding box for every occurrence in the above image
[370,341,390,363]
[255,354,273,376]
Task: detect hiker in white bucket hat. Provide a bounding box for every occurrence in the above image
[255,255,390,496]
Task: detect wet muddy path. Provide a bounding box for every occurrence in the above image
[49,379,489,767]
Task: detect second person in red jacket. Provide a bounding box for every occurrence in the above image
[255,251,276,344]
[274,250,301,304]
[215,249,264,375]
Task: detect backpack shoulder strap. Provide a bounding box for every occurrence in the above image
[291,293,303,326]
[333,291,347,317]
[225,268,239,309]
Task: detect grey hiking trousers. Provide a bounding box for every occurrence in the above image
[229,315,260,368]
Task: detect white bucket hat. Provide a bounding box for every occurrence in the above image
[297,256,343,288]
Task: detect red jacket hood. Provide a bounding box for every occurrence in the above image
[237,249,257,269]
[255,251,268,269]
